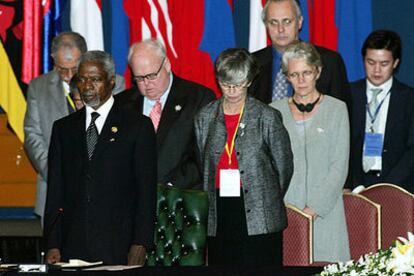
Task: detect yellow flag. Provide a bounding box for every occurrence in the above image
[0,40,26,142]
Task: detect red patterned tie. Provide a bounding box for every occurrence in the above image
[149,100,162,131]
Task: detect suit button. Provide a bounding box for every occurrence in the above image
[240,170,244,174]
[247,209,251,213]
[236,152,240,156]
[376,172,381,177]
[383,149,388,153]
[244,189,248,193]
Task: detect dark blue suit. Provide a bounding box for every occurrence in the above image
[350,78,414,192]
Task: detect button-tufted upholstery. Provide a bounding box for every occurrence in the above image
[283,204,314,266]
[343,192,381,260]
[361,183,414,249]
[146,184,208,266]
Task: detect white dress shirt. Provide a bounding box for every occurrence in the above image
[363,77,393,171]
[85,96,114,134]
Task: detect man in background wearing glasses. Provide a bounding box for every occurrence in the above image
[116,38,215,189]
[249,0,350,110]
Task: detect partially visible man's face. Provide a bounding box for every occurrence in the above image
[54,48,82,83]
[70,90,84,110]
[364,49,399,86]
[129,46,171,101]
[265,0,303,52]
[77,61,114,110]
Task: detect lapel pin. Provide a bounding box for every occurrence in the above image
[317,127,324,133]
[239,123,245,137]
[111,126,118,133]
[175,105,182,112]
[110,138,115,142]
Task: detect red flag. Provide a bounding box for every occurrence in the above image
[308,0,338,51]
[22,0,42,84]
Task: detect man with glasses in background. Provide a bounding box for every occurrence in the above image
[249,0,350,110]
[24,32,125,224]
[116,39,215,189]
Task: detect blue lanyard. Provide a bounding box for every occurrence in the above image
[366,90,391,126]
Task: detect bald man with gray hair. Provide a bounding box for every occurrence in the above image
[116,38,216,189]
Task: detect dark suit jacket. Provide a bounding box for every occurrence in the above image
[350,78,414,192]
[44,99,157,264]
[115,75,215,189]
[249,45,351,109]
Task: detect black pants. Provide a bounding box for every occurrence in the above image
[208,190,282,266]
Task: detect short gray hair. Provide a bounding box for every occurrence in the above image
[51,32,87,58]
[215,48,259,84]
[127,38,166,64]
[262,0,302,23]
[281,42,322,74]
[79,51,115,78]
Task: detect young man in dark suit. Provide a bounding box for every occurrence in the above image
[44,51,157,265]
[250,0,350,108]
[115,39,216,189]
[350,30,414,193]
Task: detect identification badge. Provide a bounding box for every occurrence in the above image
[219,169,240,197]
[364,132,384,157]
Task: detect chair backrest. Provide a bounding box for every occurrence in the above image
[343,192,381,260]
[146,184,209,266]
[283,204,313,266]
[361,183,414,249]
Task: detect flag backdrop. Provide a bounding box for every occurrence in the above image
[0,0,26,142]
[3,0,414,142]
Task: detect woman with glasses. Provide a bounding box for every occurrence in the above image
[270,41,350,262]
[194,48,293,266]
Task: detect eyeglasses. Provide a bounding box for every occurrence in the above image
[133,57,166,82]
[78,76,105,85]
[55,65,78,75]
[266,18,295,28]
[287,70,315,80]
[219,82,248,91]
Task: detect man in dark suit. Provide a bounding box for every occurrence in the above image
[116,39,215,189]
[24,32,125,223]
[350,30,414,193]
[250,0,350,108]
[44,51,157,265]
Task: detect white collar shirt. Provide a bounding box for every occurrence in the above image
[143,73,173,116]
[85,95,114,134]
[364,77,393,170]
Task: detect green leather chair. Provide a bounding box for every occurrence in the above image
[146,184,208,266]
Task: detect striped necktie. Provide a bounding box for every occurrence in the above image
[149,100,162,132]
[86,112,100,160]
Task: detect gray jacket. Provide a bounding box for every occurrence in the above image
[195,96,293,236]
[271,96,350,262]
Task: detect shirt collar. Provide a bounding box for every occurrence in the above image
[145,73,173,107]
[85,95,114,119]
[62,81,70,95]
[366,77,393,96]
